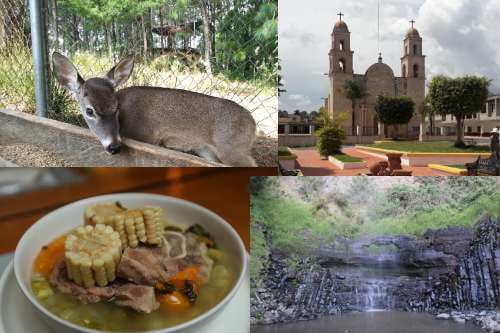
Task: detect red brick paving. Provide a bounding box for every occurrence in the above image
[292,147,443,176]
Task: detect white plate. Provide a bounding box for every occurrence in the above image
[0,261,250,333]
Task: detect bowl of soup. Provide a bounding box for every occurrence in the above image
[14,193,247,333]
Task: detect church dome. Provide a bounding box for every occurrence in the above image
[365,62,395,78]
[333,20,349,32]
[406,27,420,38]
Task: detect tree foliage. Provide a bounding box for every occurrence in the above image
[375,95,414,138]
[343,79,367,135]
[428,75,490,147]
[315,125,345,157]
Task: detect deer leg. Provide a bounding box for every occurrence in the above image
[193,146,223,164]
[216,143,257,167]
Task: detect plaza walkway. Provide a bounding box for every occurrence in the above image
[292,147,443,176]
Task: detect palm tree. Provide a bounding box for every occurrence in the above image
[343,80,367,135]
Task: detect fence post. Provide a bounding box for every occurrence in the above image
[29,0,48,117]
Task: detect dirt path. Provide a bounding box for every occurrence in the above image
[0,144,75,167]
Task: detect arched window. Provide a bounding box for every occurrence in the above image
[413,64,419,78]
[413,44,417,54]
[339,58,346,73]
[339,40,344,51]
[405,45,408,55]
[402,64,407,78]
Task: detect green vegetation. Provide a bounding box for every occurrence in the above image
[332,154,362,163]
[375,95,415,139]
[343,80,367,135]
[428,75,490,147]
[360,141,490,153]
[251,194,337,253]
[278,147,297,160]
[250,177,499,281]
[316,126,346,158]
[365,194,499,236]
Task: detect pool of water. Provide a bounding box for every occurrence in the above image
[251,311,485,333]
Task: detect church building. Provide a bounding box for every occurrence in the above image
[327,14,425,138]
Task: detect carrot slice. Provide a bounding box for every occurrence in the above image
[170,266,201,289]
[159,291,191,311]
[34,235,67,277]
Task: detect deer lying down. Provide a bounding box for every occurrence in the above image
[52,52,257,166]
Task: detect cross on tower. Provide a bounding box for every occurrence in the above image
[410,19,416,28]
[338,12,344,21]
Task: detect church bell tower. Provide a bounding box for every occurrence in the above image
[401,20,425,100]
[328,12,354,128]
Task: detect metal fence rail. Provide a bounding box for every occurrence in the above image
[0,0,278,137]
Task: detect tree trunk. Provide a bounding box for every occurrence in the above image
[159,6,164,50]
[351,100,356,136]
[142,15,148,56]
[455,116,465,147]
[197,0,212,74]
[106,23,112,58]
[72,15,79,51]
[51,0,58,50]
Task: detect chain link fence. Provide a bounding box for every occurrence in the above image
[1,0,278,156]
[0,0,35,113]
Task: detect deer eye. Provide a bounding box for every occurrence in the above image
[86,107,95,117]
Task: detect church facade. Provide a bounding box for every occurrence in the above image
[327,16,425,138]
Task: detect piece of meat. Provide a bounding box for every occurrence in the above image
[164,231,187,259]
[114,284,159,314]
[49,260,114,304]
[178,233,214,283]
[117,245,176,285]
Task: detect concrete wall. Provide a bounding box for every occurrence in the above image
[0,109,221,167]
[279,134,378,147]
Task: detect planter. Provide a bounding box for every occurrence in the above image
[356,146,491,167]
[0,109,223,167]
[328,156,367,169]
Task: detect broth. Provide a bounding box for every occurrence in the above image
[31,233,238,332]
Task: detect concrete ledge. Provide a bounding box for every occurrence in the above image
[428,164,468,176]
[0,157,17,167]
[0,109,223,167]
[328,156,367,170]
[356,145,491,167]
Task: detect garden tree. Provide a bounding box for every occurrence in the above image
[278,63,286,95]
[215,0,278,81]
[343,79,367,135]
[375,95,415,139]
[428,75,490,147]
[315,110,346,158]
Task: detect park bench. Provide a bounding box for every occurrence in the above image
[465,155,500,176]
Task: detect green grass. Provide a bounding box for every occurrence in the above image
[331,153,362,163]
[278,147,297,160]
[361,141,490,153]
[250,224,268,284]
[251,194,337,253]
[363,193,500,236]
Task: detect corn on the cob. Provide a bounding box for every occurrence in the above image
[64,224,122,288]
[84,203,125,226]
[109,208,163,247]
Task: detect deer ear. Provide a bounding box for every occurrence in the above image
[106,55,134,88]
[52,52,84,93]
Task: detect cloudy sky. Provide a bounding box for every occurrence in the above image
[279,0,500,112]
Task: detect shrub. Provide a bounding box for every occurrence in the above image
[315,125,346,157]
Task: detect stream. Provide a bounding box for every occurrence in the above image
[251,311,486,333]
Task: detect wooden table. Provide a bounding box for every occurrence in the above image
[0,167,277,254]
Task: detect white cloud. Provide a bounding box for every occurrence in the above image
[279,0,500,112]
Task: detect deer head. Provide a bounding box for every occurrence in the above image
[52,52,135,154]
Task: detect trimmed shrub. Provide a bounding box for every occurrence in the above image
[315,125,346,157]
